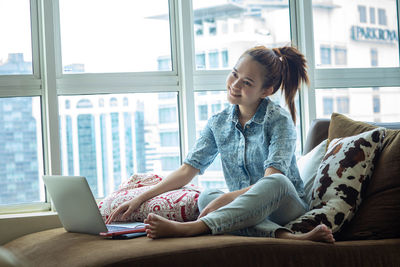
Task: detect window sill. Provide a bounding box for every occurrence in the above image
[0,211,57,220]
[0,211,61,245]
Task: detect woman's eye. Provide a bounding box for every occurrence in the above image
[244,81,251,86]
[232,72,238,77]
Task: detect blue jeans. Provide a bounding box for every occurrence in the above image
[198,174,308,237]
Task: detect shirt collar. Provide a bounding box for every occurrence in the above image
[229,98,270,125]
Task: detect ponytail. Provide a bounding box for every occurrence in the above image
[243,45,309,124]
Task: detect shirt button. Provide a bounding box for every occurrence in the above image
[246,125,250,129]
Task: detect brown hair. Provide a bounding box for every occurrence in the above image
[242,45,309,124]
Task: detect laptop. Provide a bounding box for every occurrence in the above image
[42,175,146,237]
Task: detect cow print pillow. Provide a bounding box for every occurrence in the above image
[285,127,385,234]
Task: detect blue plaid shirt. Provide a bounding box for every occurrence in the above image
[184,97,304,198]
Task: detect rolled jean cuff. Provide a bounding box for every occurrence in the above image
[199,216,219,235]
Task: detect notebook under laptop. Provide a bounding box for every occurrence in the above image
[42,175,146,237]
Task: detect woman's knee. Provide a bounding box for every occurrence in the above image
[257,173,292,191]
[197,188,224,212]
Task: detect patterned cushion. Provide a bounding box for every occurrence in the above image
[99,173,200,222]
[286,128,385,234]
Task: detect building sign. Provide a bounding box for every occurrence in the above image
[351,25,398,44]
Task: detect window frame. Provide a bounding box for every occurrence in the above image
[1,0,400,215]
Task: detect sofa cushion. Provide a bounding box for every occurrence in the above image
[4,228,400,267]
[98,173,200,222]
[286,127,385,234]
[297,139,328,204]
[327,113,400,240]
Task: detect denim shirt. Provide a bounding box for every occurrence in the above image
[184,97,305,198]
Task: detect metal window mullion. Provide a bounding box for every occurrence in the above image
[193,70,229,91]
[398,0,400,65]
[169,0,179,77]
[57,72,179,95]
[30,0,41,79]
[315,68,400,88]
[291,0,316,152]
[175,0,196,162]
[38,0,62,179]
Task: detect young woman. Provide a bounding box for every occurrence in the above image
[107,45,334,243]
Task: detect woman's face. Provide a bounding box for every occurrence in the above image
[226,55,272,108]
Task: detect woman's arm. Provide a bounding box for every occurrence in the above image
[106,163,198,223]
[198,166,282,218]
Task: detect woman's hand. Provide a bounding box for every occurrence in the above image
[198,192,236,218]
[105,197,143,224]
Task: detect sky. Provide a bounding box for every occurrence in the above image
[0,0,232,71]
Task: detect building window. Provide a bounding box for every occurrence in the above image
[334,47,347,65]
[221,50,229,68]
[77,114,98,195]
[373,96,381,113]
[157,57,171,71]
[358,5,367,23]
[378,8,387,25]
[77,99,93,108]
[211,103,222,115]
[0,97,42,205]
[194,20,203,36]
[161,156,179,171]
[160,132,179,147]
[198,105,208,120]
[320,46,331,65]
[323,97,334,115]
[369,7,376,24]
[221,21,228,34]
[158,92,176,99]
[123,97,129,106]
[208,19,217,35]
[159,107,177,124]
[110,98,118,107]
[208,51,219,69]
[196,53,206,70]
[337,97,349,114]
[371,48,378,67]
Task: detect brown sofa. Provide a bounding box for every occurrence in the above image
[4,113,400,267]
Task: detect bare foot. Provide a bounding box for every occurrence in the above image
[276,224,335,243]
[144,213,210,239]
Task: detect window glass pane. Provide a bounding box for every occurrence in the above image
[59,93,180,198]
[378,8,387,25]
[0,97,44,205]
[59,0,171,73]
[369,7,376,24]
[313,0,399,68]
[194,91,301,190]
[193,0,290,70]
[315,87,400,122]
[358,5,367,23]
[0,0,33,75]
[334,47,347,65]
[320,46,331,65]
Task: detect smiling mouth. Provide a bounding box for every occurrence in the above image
[229,89,241,97]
